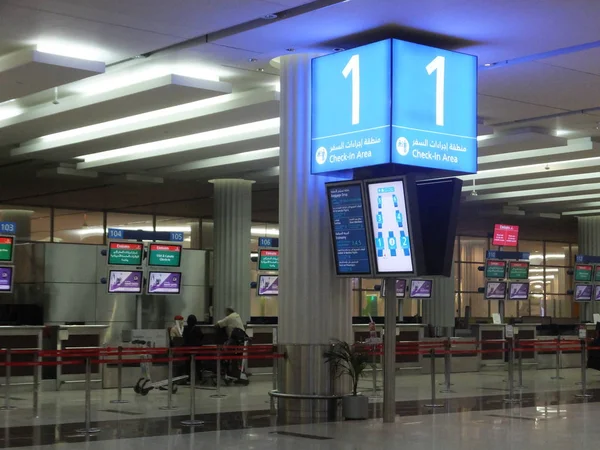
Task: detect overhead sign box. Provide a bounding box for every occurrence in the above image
[492,224,519,247]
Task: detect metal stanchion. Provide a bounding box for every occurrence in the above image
[160,348,178,411]
[575,339,592,399]
[0,348,16,411]
[110,346,129,404]
[552,335,564,380]
[504,338,520,404]
[370,344,380,398]
[517,341,526,389]
[210,347,226,399]
[425,348,444,408]
[76,357,100,434]
[181,353,204,426]
[440,338,454,393]
[32,351,39,419]
[270,350,278,415]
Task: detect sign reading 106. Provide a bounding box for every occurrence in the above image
[311,39,477,175]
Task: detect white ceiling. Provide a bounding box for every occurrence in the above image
[1,0,600,219]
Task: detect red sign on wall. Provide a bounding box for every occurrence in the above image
[492,224,519,247]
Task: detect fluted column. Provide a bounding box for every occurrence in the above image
[211,179,253,324]
[422,262,456,335]
[578,216,600,321]
[277,54,352,417]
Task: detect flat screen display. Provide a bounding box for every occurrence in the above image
[508,261,529,280]
[258,249,279,271]
[108,270,143,294]
[147,271,182,295]
[380,279,407,298]
[485,281,507,300]
[366,179,414,274]
[0,236,14,263]
[575,265,593,282]
[595,285,600,301]
[508,282,529,300]
[148,244,182,267]
[258,275,278,296]
[485,260,506,279]
[492,224,519,247]
[410,279,432,298]
[0,266,14,293]
[108,242,144,266]
[326,182,373,276]
[575,284,593,302]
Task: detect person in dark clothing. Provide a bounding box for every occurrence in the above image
[587,323,600,371]
[181,315,204,381]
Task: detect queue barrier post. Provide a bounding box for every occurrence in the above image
[440,338,454,394]
[32,351,39,419]
[552,335,564,380]
[160,347,178,411]
[504,338,520,404]
[110,346,129,405]
[0,348,16,411]
[76,357,100,434]
[270,347,279,415]
[575,339,592,399]
[425,348,444,408]
[181,353,204,426]
[210,346,227,399]
[517,339,525,389]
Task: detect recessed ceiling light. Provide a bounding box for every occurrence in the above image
[484,63,492,67]
[262,13,278,19]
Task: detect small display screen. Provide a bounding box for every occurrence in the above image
[108,270,143,294]
[148,244,182,267]
[410,279,432,298]
[575,265,594,282]
[380,279,407,298]
[508,261,529,280]
[147,271,182,295]
[492,224,519,247]
[0,236,14,263]
[485,260,506,279]
[575,284,593,302]
[595,285,600,302]
[108,242,144,266]
[485,281,507,300]
[257,275,278,296]
[258,249,279,271]
[508,282,529,300]
[0,266,14,293]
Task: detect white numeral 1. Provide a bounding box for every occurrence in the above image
[426,55,445,126]
[342,54,360,125]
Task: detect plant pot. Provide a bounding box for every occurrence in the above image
[342,394,369,420]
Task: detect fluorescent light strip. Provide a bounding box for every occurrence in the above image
[77,225,279,237]
[511,193,600,206]
[36,41,108,61]
[80,118,280,163]
[563,209,600,216]
[465,182,600,202]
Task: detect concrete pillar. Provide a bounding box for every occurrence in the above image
[422,262,456,336]
[578,216,600,321]
[210,179,253,324]
[277,53,353,418]
[0,210,32,241]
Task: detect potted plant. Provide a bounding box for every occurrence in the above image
[323,339,370,420]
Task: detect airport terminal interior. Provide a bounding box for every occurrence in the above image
[3,0,600,449]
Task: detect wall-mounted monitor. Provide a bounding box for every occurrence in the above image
[485,281,507,300]
[257,275,279,296]
[0,266,14,293]
[508,261,529,280]
[147,271,182,295]
[148,244,182,267]
[258,249,279,271]
[508,282,529,300]
[575,284,593,302]
[108,270,143,294]
[0,236,15,263]
[326,181,373,277]
[380,279,406,298]
[485,260,507,279]
[410,279,432,299]
[365,177,423,276]
[595,285,600,302]
[492,224,519,247]
[575,265,593,282]
[108,242,144,266]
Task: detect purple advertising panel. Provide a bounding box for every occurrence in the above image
[108,270,143,294]
[575,284,592,302]
[508,282,529,300]
[0,266,14,293]
[258,275,278,296]
[147,271,182,295]
[410,279,432,298]
[485,281,507,300]
[381,279,407,298]
[595,285,600,301]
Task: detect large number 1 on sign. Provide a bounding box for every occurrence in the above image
[426,55,445,127]
[342,54,360,125]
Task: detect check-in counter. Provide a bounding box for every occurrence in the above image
[471,324,505,370]
[536,334,580,369]
[515,323,540,370]
[0,326,43,388]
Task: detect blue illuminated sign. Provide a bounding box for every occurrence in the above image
[0,222,16,235]
[258,237,279,248]
[108,228,184,242]
[108,228,124,239]
[311,39,477,175]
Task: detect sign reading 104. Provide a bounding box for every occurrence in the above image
[311,39,477,175]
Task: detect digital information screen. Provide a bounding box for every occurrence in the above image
[575,284,592,302]
[485,260,506,279]
[258,249,279,271]
[492,224,519,247]
[108,270,143,294]
[380,279,407,298]
[108,242,144,266]
[326,183,372,276]
[508,261,529,280]
[410,279,432,298]
[257,275,278,296]
[595,285,600,301]
[0,266,14,293]
[367,179,413,274]
[147,271,182,295]
[508,282,529,300]
[148,244,182,267]
[485,281,507,300]
[0,236,14,263]
[594,266,600,282]
[575,264,593,282]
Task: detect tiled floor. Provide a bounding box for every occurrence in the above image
[1,367,600,448]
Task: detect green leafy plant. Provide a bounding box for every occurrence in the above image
[323,339,370,396]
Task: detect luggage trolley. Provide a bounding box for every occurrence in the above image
[132,339,188,396]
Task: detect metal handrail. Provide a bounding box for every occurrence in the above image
[268,390,343,400]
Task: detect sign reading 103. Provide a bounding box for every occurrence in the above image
[311,39,477,175]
